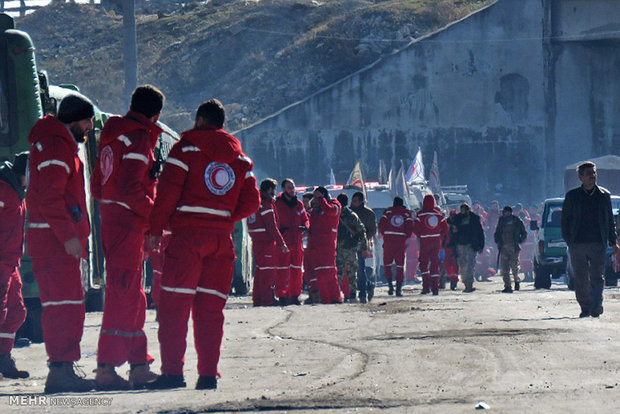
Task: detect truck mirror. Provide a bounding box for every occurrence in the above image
[530,220,539,231]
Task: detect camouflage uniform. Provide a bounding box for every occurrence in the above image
[337,207,368,299]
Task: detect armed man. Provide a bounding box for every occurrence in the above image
[350,191,377,302]
[91,85,165,390]
[26,93,95,393]
[336,193,368,303]
[494,206,527,293]
[0,152,29,379]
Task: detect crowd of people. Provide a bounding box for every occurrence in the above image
[0,86,259,393]
[0,84,617,396]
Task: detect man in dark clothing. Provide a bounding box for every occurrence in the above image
[494,206,527,293]
[350,192,377,302]
[336,193,368,303]
[451,203,485,293]
[561,161,618,318]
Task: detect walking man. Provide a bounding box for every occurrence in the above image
[562,161,618,318]
[249,178,288,307]
[26,94,95,393]
[413,195,448,295]
[91,85,164,389]
[350,191,377,302]
[307,187,342,304]
[450,203,485,293]
[378,197,413,296]
[494,206,527,293]
[147,99,259,389]
[274,178,308,305]
[0,152,29,379]
[336,193,368,303]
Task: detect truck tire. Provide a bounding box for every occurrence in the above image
[534,263,551,289]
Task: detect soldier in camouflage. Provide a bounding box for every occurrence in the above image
[336,193,369,303]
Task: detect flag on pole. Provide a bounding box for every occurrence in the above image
[378,160,387,184]
[387,168,394,192]
[329,168,336,185]
[429,151,442,196]
[394,165,409,200]
[406,147,425,184]
[346,161,367,198]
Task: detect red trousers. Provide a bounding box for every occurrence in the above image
[149,233,172,308]
[274,244,304,299]
[0,265,27,354]
[158,228,234,377]
[310,248,342,304]
[443,248,459,282]
[98,223,149,366]
[419,240,441,293]
[303,249,318,297]
[406,237,419,281]
[252,241,276,307]
[383,239,406,284]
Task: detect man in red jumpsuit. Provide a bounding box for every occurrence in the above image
[307,187,342,304]
[26,94,95,393]
[274,178,309,306]
[414,195,449,295]
[248,178,288,307]
[147,99,259,390]
[0,152,29,379]
[91,85,165,389]
[378,197,413,296]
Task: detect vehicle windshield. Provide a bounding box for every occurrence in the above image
[545,205,563,227]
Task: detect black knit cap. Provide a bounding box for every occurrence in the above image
[12,151,29,176]
[57,93,94,124]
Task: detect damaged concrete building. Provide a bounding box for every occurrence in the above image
[236,0,620,204]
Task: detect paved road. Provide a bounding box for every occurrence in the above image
[1,277,619,413]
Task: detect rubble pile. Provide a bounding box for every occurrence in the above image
[17,0,491,132]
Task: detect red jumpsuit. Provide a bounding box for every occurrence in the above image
[248,191,286,307]
[413,195,448,294]
[149,230,171,308]
[307,197,342,304]
[274,194,309,300]
[149,125,259,377]
[378,206,414,284]
[0,177,27,354]
[91,111,163,367]
[405,235,419,281]
[25,116,90,363]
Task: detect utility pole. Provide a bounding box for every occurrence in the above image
[122,0,137,107]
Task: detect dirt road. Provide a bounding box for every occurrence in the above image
[1,277,619,413]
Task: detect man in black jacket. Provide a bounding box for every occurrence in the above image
[451,203,485,293]
[494,206,527,293]
[561,161,618,318]
[350,192,377,302]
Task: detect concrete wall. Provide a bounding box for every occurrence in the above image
[237,0,620,204]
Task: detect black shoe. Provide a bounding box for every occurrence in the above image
[145,374,186,390]
[0,354,29,379]
[579,309,590,318]
[450,280,457,291]
[502,287,513,293]
[304,296,314,305]
[591,306,604,318]
[463,287,476,293]
[395,282,403,297]
[196,375,217,390]
[367,287,374,302]
[359,293,367,304]
[278,297,289,307]
[514,281,520,291]
[432,290,439,296]
[420,289,430,295]
[387,281,394,296]
[290,296,301,306]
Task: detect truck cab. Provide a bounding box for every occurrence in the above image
[531,198,567,289]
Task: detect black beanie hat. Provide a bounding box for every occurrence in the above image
[12,151,29,177]
[57,94,94,124]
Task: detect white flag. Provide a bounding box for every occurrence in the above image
[429,151,442,196]
[378,160,387,184]
[406,148,425,184]
[387,168,394,193]
[329,168,336,185]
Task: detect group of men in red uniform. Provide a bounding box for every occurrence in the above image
[13,87,260,393]
[249,180,347,306]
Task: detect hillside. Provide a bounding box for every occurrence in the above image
[17,0,492,132]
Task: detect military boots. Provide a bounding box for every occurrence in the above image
[395,282,403,297]
[0,353,29,379]
[387,280,394,295]
[45,362,95,394]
